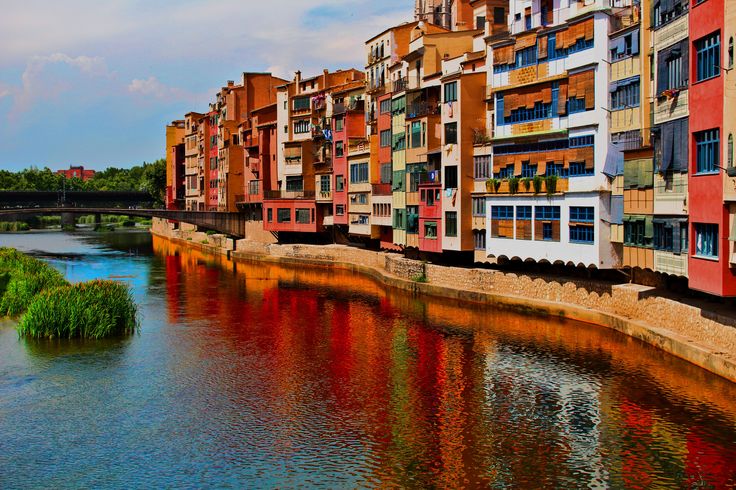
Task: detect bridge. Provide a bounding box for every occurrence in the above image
[0,207,250,238]
[0,190,156,209]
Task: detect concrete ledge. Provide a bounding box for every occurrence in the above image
[151,224,736,384]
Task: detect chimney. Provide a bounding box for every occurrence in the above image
[323,68,329,88]
[227,80,235,87]
[295,70,302,94]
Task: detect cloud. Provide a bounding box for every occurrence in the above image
[128,77,182,99]
[7,53,110,120]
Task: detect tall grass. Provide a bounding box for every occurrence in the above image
[17,280,139,339]
[0,248,68,316]
[0,222,31,232]
[0,248,139,339]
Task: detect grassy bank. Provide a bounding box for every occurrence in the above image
[0,247,138,339]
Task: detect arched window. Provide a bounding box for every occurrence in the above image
[729,134,734,168]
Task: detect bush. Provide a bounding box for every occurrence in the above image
[0,221,30,232]
[205,230,217,236]
[532,175,544,194]
[17,280,139,339]
[508,177,519,195]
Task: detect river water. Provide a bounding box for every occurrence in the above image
[0,230,735,489]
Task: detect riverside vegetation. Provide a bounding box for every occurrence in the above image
[0,248,138,339]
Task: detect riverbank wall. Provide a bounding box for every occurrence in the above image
[151,218,736,383]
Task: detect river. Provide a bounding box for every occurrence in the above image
[0,230,735,488]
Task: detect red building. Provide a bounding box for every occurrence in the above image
[418,171,443,253]
[57,165,95,181]
[687,0,736,296]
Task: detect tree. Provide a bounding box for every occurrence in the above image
[141,159,167,206]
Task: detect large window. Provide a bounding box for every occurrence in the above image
[350,162,369,183]
[472,198,485,216]
[335,175,345,192]
[277,208,291,223]
[516,46,537,67]
[294,119,310,134]
[320,175,330,193]
[474,155,492,179]
[624,219,646,246]
[380,99,392,114]
[694,223,718,258]
[535,206,560,241]
[445,212,458,237]
[695,32,721,82]
[695,129,720,174]
[445,123,458,144]
[295,208,311,224]
[504,102,553,125]
[380,129,391,148]
[491,206,514,239]
[569,206,595,244]
[285,176,303,192]
[610,78,640,110]
[570,207,594,222]
[335,117,343,132]
[293,97,310,111]
[521,162,537,178]
[335,141,344,157]
[444,82,458,103]
[424,221,437,238]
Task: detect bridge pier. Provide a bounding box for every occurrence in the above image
[60,213,76,229]
[94,213,102,229]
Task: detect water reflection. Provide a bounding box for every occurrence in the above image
[0,231,735,488]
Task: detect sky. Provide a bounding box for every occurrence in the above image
[0,0,412,171]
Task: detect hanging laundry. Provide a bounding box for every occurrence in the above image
[448,100,454,118]
[445,188,453,198]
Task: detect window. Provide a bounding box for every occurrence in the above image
[392,132,406,151]
[320,175,330,193]
[521,162,537,178]
[536,206,560,221]
[392,170,405,191]
[496,164,515,179]
[473,198,485,216]
[546,163,565,176]
[516,46,537,67]
[474,230,486,250]
[476,15,486,30]
[569,162,594,176]
[424,221,437,238]
[381,163,392,184]
[695,129,720,174]
[445,212,458,237]
[293,97,310,111]
[695,224,719,258]
[335,141,344,157]
[380,129,391,148]
[610,78,640,110]
[445,123,458,144]
[567,37,594,54]
[653,222,675,251]
[267,208,273,222]
[407,206,419,233]
[335,175,345,192]
[411,121,422,148]
[286,176,303,192]
[336,205,345,215]
[567,97,587,114]
[525,13,532,30]
[570,207,594,222]
[444,82,458,103]
[729,134,734,168]
[570,224,594,243]
[393,209,406,230]
[474,155,492,179]
[494,7,505,24]
[570,135,594,147]
[695,32,721,82]
[504,102,552,125]
[517,206,532,220]
[681,222,689,253]
[294,120,310,134]
[611,32,637,60]
[438,167,456,191]
[380,99,392,114]
[350,162,369,183]
[492,206,514,220]
[295,208,311,224]
[335,117,344,132]
[277,208,291,223]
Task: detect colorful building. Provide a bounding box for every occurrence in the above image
[165,120,186,210]
[56,165,96,181]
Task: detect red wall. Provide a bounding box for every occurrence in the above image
[377,94,393,165]
[263,200,323,233]
[332,115,349,225]
[688,0,736,296]
[208,113,219,210]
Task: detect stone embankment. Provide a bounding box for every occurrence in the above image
[152,218,736,383]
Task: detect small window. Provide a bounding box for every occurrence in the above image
[335,117,344,132]
[267,208,273,222]
[380,130,391,148]
[336,205,345,215]
[277,208,291,223]
[380,99,392,114]
[424,221,438,239]
[445,212,458,237]
[494,7,505,24]
[476,16,486,30]
[444,166,458,189]
[335,175,345,192]
[295,208,311,224]
[444,82,458,103]
[694,223,719,258]
[695,32,721,82]
[335,141,344,157]
[445,123,458,144]
[695,129,720,174]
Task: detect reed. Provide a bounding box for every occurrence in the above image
[17,280,139,339]
[0,248,68,316]
[0,221,31,232]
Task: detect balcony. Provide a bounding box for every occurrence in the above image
[418,170,442,187]
[406,101,440,119]
[371,183,392,196]
[391,77,408,93]
[247,157,260,173]
[484,177,569,195]
[244,135,259,148]
[317,190,333,202]
[334,99,365,115]
[610,1,641,34]
[366,78,386,94]
[264,190,316,200]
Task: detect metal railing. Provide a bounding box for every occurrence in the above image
[263,190,316,200]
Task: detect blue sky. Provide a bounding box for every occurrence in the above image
[0,1,412,171]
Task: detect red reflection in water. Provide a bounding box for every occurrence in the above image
[153,237,736,488]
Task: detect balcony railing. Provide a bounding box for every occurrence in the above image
[263,190,316,200]
[418,170,442,186]
[244,135,259,148]
[391,77,408,93]
[371,183,392,196]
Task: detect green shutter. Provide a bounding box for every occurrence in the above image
[644,215,654,239]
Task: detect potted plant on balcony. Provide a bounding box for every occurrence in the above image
[545,175,558,196]
[532,175,544,194]
[485,178,501,193]
[508,177,519,195]
[520,177,532,192]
